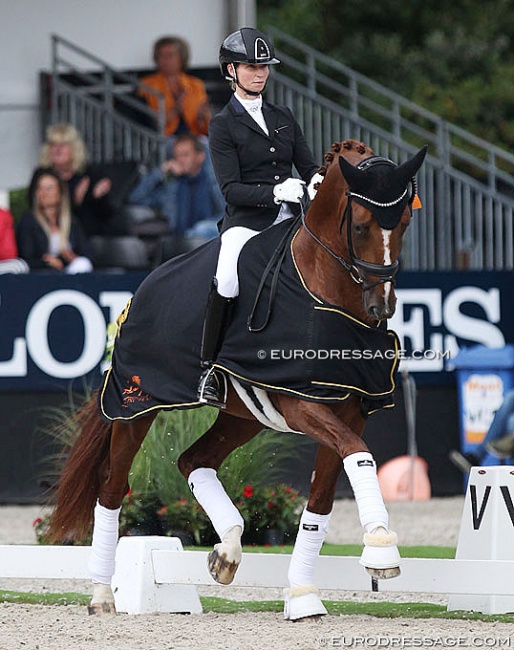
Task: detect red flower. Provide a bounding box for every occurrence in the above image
[32,517,42,527]
[268,502,274,509]
[243,485,253,498]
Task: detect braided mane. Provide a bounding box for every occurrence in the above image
[313,139,374,193]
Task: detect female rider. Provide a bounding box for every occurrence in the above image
[198,27,323,406]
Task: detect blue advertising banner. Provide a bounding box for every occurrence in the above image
[392,271,514,382]
[0,270,512,391]
[0,272,146,392]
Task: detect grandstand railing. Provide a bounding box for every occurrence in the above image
[47,32,514,270]
[49,34,168,167]
[268,28,514,270]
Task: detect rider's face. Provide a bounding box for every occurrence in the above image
[231,63,269,96]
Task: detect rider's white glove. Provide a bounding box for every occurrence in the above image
[273,177,306,204]
[307,172,324,200]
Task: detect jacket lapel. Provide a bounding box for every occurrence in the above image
[229,95,272,138]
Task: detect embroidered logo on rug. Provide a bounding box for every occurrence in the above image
[357,459,374,467]
[122,375,152,408]
[303,523,319,531]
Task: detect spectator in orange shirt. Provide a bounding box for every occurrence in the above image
[139,36,211,139]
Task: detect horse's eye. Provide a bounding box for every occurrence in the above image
[353,223,368,236]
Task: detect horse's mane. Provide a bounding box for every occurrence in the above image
[313,139,374,193]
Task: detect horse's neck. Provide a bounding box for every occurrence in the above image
[293,202,376,326]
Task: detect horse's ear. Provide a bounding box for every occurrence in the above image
[338,155,362,188]
[394,146,428,187]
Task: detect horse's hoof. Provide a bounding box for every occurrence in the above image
[283,585,328,621]
[87,602,117,615]
[364,565,401,580]
[359,529,401,579]
[207,548,240,585]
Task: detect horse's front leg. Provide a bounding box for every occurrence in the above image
[88,414,155,615]
[280,398,400,583]
[178,411,262,585]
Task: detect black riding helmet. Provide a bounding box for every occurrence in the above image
[219,27,280,80]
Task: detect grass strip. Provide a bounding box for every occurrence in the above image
[2,592,513,623]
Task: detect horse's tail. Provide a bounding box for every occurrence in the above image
[47,390,112,543]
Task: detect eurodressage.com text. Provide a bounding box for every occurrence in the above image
[258,349,451,362]
[316,636,511,647]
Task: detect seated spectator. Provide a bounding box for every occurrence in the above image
[17,168,93,273]
[0,207,29,274]
[37,123,119,237]
[138,36,211,139]
[450,388,514,473]
[127,133,223,238]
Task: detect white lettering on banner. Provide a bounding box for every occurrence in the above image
[390,287,504,372]
[25,290,107,378]
[0,338,27,376]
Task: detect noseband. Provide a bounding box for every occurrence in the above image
[302,155,412,292]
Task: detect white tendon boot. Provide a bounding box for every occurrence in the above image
[188,467,244,584]
[88,501,121,614]
[343,452,400,579]
[284,509,331,621]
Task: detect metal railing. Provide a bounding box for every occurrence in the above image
[47,32,514,270]
[50,34,168,167]
[267,28,514,270]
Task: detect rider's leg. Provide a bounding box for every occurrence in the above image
[198,226,258,406]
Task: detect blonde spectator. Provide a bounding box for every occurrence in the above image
[139,36,211,138]
[37,123,115,236]
[17,168,93,273]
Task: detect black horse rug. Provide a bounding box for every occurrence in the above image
[100,220,399,421]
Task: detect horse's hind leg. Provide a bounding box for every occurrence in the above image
[283,444,342,621]
[89,414,155,615]
[178,411,262,585]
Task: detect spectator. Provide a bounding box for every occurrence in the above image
[138,36,211,139]
[17,168,93,273]
[0,207,29,274]
[127,133,223,237]
[37,123,117,237]
[450,388,514,472]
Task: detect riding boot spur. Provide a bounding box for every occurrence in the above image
[198,279,235,408]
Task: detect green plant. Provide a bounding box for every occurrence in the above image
[157,498,214,545]
[119,489,163,536]
[235,483,305,544]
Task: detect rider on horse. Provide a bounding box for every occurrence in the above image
[198,27,323,408]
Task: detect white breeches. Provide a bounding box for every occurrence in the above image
[215,227,259,298]
[215,211,294,298]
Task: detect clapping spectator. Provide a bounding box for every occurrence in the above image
[138,36,211,139]
[127,133,223,237]
[17,168,93,273]
[0,207,29,274]
[37,123,116,236]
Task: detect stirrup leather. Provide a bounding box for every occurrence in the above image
[198,367,228,408]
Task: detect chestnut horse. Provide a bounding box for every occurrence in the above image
[48,139,426,620]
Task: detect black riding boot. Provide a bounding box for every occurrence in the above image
[198,280,235,408]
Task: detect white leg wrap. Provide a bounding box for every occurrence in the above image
[288,508,331,587]
[88,501,121,584]
[343,451,388,533]
[188,467,244,539]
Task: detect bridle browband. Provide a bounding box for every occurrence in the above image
[301,155,413,291]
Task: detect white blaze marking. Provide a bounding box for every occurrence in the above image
[381,229,392,304]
